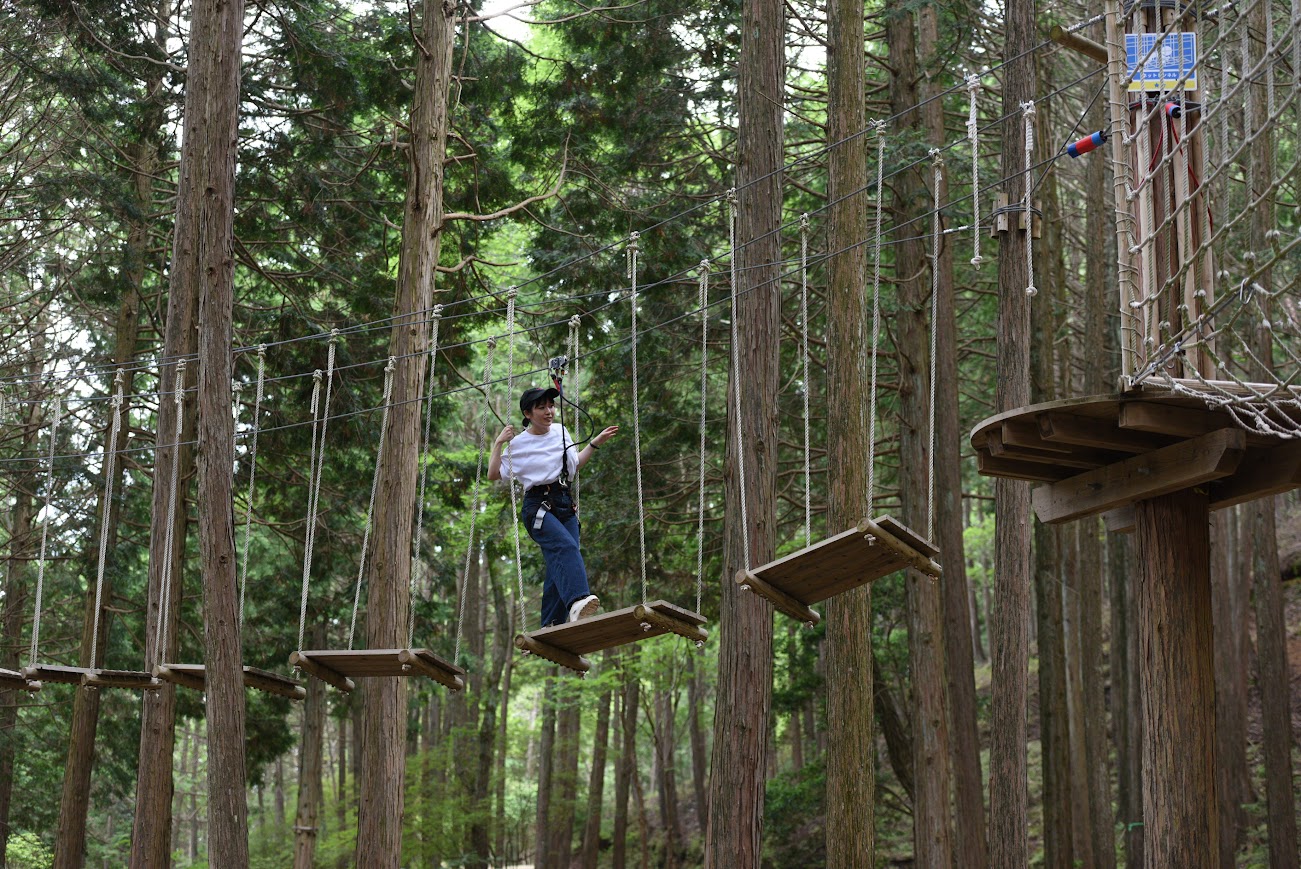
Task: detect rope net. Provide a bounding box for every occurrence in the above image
[1114,0,1301,436]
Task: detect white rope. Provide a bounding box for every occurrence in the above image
[457,336,496,664]
[410,306,443,648]
[347,356,397,651]
[90,372,126,671]
[503,291,529,633]
[726,190,751,572]
[868,123,886,516]
[296,333,338,653]
[695,260,709,616]
[156,360,186,661]
[567,314,581,507]
[799,213,812,546]
[628,233,649,605]
[1022,100,1038,298]
[237,346,266,631]
[928,151,943,541]
[29,397,60,667]
[967,74,984,266]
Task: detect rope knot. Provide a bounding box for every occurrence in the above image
[328,328,340,344]
[256,343,267,358]
[799,212,809,232]
[872,119,886,136]
[725,187,736,205]
[487,336,498,349]
[506,286,518,300]
[432,304,444,319]
[929,148,943,165]
[385,355,397,373]
[312,369,323,384]
[569,314,581,328]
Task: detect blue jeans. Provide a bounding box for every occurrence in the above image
[523,495,590,627]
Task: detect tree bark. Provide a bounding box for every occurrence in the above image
[549,680,581,867]
[536,671,558,868]
[686,651,708,832]
[293,626,326,869]
[354,0,454,865]
[703,0,782,862]
[1035,521,1074,869]
[1212,508,1251,867]
[613,649,640,869]
[988,0,1037,865]
[1135,489,1219,867]
[824,0,876,864]
[580,673,613,869]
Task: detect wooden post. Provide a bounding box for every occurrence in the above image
[1134,489,1219,866]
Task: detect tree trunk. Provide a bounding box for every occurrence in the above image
[988,0,1037,864]
[580,674,613,869]
[613,650,640,869]
[183,0,249,853]
[536,671,558,869]
[1212,508,1251,867]
[887,6,953,862]
[654,685,681,867]
[824,0,876,864]
[549,680,581,867]
[872,653,915,802]
[1110,529,1143,868]
[354,1,454,865]
[686,651,708,832]
[293,626,326,869]
[1136,489,1218,866]
[704,0,782,863]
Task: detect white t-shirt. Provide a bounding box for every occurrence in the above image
[502,424,580,491]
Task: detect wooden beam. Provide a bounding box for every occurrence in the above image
[1001,419,1074,453]
[633,605,709,645]
[289,652,356,692]
[514,634,592,673]
[736,569,821,625]
[1049,24,1108,63]
[1118,401,1235,438]
[1038,411,1172,454]
[987,431,1110,469]
[976,451,1075,483]
[397,649,465,692]
[860,517,943,578]
[1209,440,1301,510]
[1104,507,1136,533]
[1032,428,1245,525]
[154,665,207,692]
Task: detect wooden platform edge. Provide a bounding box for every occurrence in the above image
[634,605,709,645]
[154,664,207,692]
[736,569,821,625]
[862,517,943,577]
[23,665,91,685]
[514,634,592,673]
[397,650,465,692]
[0,669,40,692]
[81,669,162,690]
[289,652,356,692]
[242,667,307,700]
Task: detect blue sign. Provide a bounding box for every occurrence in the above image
[1125,32,1198,91]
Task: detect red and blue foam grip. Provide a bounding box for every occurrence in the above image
[1066,130,1107,158]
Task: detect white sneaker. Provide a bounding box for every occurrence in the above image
[568,594,600,623]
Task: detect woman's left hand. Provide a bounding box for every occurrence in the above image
[593,425,619,447]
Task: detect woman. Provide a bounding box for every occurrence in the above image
[488,386,619,627]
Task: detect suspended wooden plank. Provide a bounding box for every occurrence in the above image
[289,648,464,693]
[81,669,161,690]
[0,667,40,692]
[154,663,307,701]
[23,664,93,686]
[736,516,942,624]
[516,601,708,674]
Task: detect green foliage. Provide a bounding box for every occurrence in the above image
[4,832,54,869]
[763,759,826,869]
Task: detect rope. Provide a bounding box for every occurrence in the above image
[1022,101,1038,297]
[695,260,709,616]
[90,372,126,671]
[967,74,984,266]
[457,336,496,664]
[156,360,186,661]
[867,123,886,516]
[296,333,338,653]
[503,291,528,634]
[727,190,751,572]
[567,315,581,507]
[799,214,812,546]
[410,306,443,648]
[29,398,60,667]
[929,151,942,540]
[237,346,266,631]
[347,356,397,651]
[628,233,649,605]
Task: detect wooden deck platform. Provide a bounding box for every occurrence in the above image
[970,385,1301,527]
[516,601,708,673]
[154,663,307,700]
[737,516,942,624]
[289,648,465,692]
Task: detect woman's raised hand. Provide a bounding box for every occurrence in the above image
[594,425,620,446]
[494,425,517,446]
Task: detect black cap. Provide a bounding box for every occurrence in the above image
[519,386,561,421]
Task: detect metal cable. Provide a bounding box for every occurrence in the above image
[155,360,186,663]
[457,336,496,664]
[627,234,649,605]
[89,372,125,671]
[799,214,812,546]
[28,398,60,667]
[695,260,709,616]
[237,346,266,631]
[727,191,751,572]
[347,356,396,650]
[867,124,886,516]
[410,306,443,648]
[296,334,337,653]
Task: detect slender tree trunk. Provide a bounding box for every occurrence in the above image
[872,653,915,802]
[354,1,454,864]
[704,0,782,862]
[1110,530,1143,868]
[581,675,613,869]
[536,671,558,869]
[825,0,876,864]
[988,0,1036,854]
[293,626,326,869]
[1212,508,1251,867]
[549,681,581,867]
[654,686,681,868]
[1035,521,1073,869]
[686,651,708,832]
[613,650,640,869]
